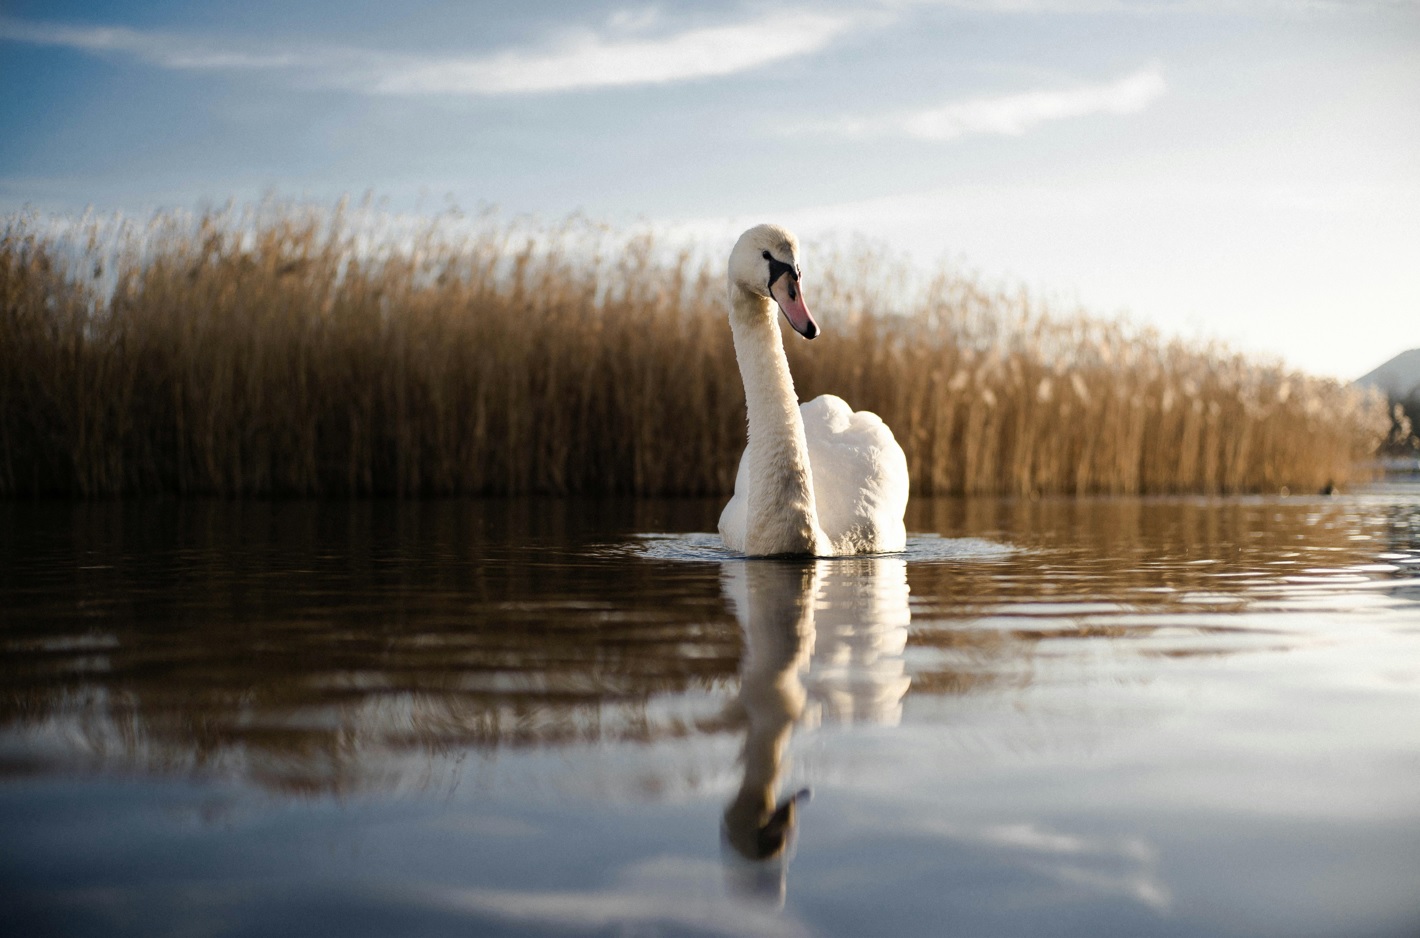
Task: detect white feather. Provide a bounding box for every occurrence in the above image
[720,394,907,555]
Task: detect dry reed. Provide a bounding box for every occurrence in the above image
[0,200,1390,497]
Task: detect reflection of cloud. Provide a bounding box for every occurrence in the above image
[915,818,1172,910]
[0,10,858,95]
[804,67,1166,140]
[413,855,812,938]
[975,822,1155,861]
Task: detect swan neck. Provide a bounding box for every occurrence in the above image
[729,288,824,555]
[730,294,802,443]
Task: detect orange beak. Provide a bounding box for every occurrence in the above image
[771,276,818,339]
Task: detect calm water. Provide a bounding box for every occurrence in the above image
[2,490,1419,937]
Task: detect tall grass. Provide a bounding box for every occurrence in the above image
[0,200,1389,497]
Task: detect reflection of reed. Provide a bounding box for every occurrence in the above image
[0,499,746,794]
[905,494,1420,691]
[1,495,1413,798]
[909,495,1403,610]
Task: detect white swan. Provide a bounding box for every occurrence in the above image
[718,224,909,557]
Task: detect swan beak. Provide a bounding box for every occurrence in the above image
[771,277,819,339]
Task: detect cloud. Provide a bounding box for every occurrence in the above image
[0,10,859,96]
[889,0,1407,12]
[369,12,857,95]
[0,18,303,70]
[806,67,1166,140]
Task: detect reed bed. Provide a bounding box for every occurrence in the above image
[0,200,1390,497]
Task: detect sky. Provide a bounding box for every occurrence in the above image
[2,0,1417,380]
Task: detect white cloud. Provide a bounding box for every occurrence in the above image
[0,10,859,96]
[370,12,857,95]
[891,0,1410,13]
[0,18,303,70]
[907,67,1166,138]
[807,67,1166,140]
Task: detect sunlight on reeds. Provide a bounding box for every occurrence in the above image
[0,199,1390,497]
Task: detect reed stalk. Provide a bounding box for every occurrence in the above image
[0,201,1389,497]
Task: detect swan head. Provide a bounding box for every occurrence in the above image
[729,224,819,340]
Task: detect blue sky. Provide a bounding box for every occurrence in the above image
[2,0,1417,379]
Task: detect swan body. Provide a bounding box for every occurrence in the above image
[718,224,908,557]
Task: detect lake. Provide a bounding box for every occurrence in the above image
[2,489,1418,937]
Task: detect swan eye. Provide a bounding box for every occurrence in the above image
[764,253,799,292]
[761,250,771,260]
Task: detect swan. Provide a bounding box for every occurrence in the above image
[719,224,909,557]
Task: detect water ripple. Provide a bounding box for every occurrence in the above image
[626,533,1016,564]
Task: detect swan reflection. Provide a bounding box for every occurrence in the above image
[720,556,911,899]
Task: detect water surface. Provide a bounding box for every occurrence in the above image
[2,491,1418,937]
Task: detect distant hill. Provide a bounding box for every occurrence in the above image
[1360,348,1420,458]
[1357,348,1420,400]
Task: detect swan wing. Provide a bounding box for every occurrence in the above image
[718,454,750,553]
[801,395,909,554]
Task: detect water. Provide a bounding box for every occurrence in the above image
[2,490,1418,937]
